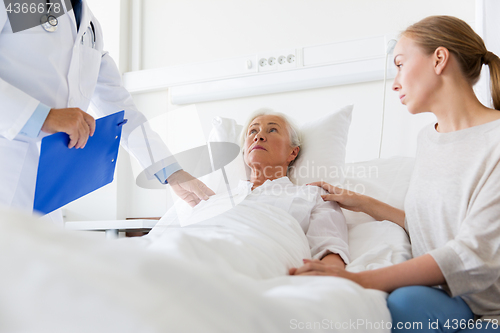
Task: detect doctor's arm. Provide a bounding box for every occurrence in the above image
[0,74,94,147]
[0,7,39,140]
[90,50,214,205]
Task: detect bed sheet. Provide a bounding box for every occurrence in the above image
[0,189,410,333]
[146,199,411,332]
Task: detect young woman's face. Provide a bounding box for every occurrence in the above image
[243,115,298,172]
[392,36,440,114]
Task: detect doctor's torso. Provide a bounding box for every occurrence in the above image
[0,1,107,210]
[0,1,103,113]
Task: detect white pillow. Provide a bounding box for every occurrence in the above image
[289,104,352,186]
[208,104,353,187]
[341,156,415,227]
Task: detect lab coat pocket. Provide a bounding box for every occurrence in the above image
[79,46,102,99]
[0,137,30,206]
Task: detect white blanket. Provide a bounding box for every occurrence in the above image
[0,202,411,333]
[147,201,312,280]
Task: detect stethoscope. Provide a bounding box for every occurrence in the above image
[39,0,96,48]
[40,0,58,32]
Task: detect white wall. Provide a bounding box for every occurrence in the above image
[64,0,475,221]
[141,0,474,69]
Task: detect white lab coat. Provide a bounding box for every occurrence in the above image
[0,1,169,212]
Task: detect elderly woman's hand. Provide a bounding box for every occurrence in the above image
[289,258,361,280]
[289,259,369,288]
[308,181,368,213]
[289,259,342,275]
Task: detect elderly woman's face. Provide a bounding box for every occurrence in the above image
[243,115,297,170]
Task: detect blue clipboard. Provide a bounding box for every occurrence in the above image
[34,111,126,215]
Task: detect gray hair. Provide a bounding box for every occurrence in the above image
[240,108,302,169]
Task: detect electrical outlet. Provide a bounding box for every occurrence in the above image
[257,49,297,72]
[278,51,297,70]
[276,49,297,70]
[257,54,275,72]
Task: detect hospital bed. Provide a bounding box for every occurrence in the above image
[0,35,429,332]
[1,156,414,333]
[3,0,500,328]
[1,102,419,332]
[65,219,157,239]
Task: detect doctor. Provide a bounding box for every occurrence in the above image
[0,0,214,214]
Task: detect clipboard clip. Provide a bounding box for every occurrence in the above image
[117,119,128,127]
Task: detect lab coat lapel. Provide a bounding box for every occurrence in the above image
[66,0,96,108]
[74,0,90,44]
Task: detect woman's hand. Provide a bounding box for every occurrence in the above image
[290,255,447,294]
[308,181,406,228]
[289,259,342,276]
[308,181,368,212]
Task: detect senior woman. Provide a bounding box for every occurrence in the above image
[237,108,349,270]
[146,108,349,280]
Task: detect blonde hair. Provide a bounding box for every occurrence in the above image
[240,108,302,169]
[402,16,500,110]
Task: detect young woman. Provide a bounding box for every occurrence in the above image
[289,16,500,332]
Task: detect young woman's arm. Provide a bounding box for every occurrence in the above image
[290,254,445,293]
[357,254,445,291]
[362,196,406,229]
[308,182,406,229]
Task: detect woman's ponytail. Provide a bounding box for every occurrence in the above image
[483,51,500,110]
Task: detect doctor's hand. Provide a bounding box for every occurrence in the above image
[41,108,96,149]
[307,181,368,213]
[167,170,215,207]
